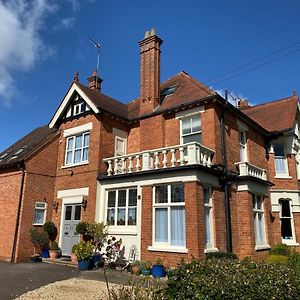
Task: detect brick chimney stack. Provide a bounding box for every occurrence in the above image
[87,70,103,92]
[237,99,249,109]
[139,28,163,115]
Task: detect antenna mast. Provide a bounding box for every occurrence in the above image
[87,36,101,74]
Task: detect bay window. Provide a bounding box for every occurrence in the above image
[252,194,267,247]
[65,132,89,165]
[106,188,137,226]
[153,184,186,247]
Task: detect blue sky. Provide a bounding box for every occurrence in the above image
[0,0,300,151]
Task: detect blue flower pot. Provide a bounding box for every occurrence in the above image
[92,254,102,268]
[41,249,50,258]
[78,259,90,271]
[152,265,166,278]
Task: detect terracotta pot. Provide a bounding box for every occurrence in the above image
[71,253,77,263]
[49,250,59,260]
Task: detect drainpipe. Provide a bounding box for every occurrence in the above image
[220,90,233,253]
[11,161,25,263]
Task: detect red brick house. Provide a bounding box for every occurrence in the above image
[1,29,299,264]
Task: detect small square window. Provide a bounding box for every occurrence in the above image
[33,202,47,225]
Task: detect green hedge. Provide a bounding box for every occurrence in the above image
[162,258,300,299]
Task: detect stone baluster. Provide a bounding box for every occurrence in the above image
[162,150,168,168]
[135,155,141,172]
[121,158,126,174]
[114,158,119,174]
[179,147,185,166]
[107,160,113,176]
[154,152,160,169]
[171,149,176,167]
[128,156,133,173]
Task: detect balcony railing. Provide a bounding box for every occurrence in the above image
[103,142,215,176]
[235,161,267,181]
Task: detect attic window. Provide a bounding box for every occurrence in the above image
[161,85,177,97]
[9,147,26,160]
[0,152,9,161]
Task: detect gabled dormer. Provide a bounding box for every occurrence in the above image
[63,92,91,119]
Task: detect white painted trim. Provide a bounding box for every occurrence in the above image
[113,128,128,139]
[63,122,93,137]
[275,175,293,179]
[282,241,299,246]
[236,182,269,195]
[175,106,204,119]
[255,245,271,251]
[148,246,188,253]
[57,187,89,198]
[49,84,99,128]
[204,247,219,253]
[61,161,89,169]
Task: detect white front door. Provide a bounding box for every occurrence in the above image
[61,203,81,256]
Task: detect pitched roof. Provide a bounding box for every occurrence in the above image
[127,71,215,119]
[242,95,299,133]
[0,126,59,169]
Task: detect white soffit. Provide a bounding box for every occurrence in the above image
[49,83,99,128]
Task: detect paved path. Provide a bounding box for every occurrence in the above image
[0,262,134,300]
[0,262,78,300]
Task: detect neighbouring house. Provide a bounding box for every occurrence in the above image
[1,29,300,265]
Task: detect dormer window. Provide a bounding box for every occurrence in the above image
[65,94,91,119]
[74,102,85,116]
[0,152,9,161]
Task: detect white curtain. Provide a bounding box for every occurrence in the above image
[155,208,168,243]
[275,158,286,174]
[171,207,186,246]
[205,208,211,244]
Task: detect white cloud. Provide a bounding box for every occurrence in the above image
[0,0,55,105]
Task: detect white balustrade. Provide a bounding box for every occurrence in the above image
[103,142,215,176]
[235,161,267,181]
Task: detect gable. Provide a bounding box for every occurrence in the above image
[49,83,99,128]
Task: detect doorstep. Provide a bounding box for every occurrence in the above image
[42,257,77,268]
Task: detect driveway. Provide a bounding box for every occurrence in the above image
[0,262,78,300]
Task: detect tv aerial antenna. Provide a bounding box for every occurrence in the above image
[86,36,101,74]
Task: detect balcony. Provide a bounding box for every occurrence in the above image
[235,161,267,181]
[103,142,215,176]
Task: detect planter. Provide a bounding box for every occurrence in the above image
[131,265,141,275]
[92,254,102,268]
[41,249,50,258]
[141,268,152,276]
[49,250,59,260]
[152,265,166,278]
[71,253,77,264]
[78,259,90,271]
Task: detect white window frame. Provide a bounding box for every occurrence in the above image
[280,199,297,245]
[239,131,248,162]
[273,143,289,177]
[180,114,202,146]
[151,184,187,251]
[64,131,90,166]
[204,187,216,251]
[115,136,127,157]
[33,202,47,225]
[252,194,267,248]
[106,188,138,229]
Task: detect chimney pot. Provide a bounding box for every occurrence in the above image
[150,28,156,36]
[87,70,103,92]
[144,31,150,38]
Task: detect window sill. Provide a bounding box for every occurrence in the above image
[61,161,89,169]
[204,247,219,254]
[275,175,292,179]
[148,246,188,254]
[255,245,271,251]
[282,240,299,246]
[32,223,44,226]
[108,228,138,236]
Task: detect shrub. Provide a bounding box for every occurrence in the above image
[288,249,300,274]
[267,254,288,265]
[42,221,57,241]
[205,251,238,260]
[86,221,108,250]
[162,258,300,299]
[75,221,88,235]
[29,227,48,249]
[269,243,290,256]
[74,241,94,261]
[50,241,59,251]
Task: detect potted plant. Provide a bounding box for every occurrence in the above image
[42,221,57,242]
[141,260,152,276]
[86,221,108,268]
[74,241,94,271]
[29,227,48,259]
[131,260,141,275]
[75,221,92,241]
[151,258,166,278]
[71,244,78,264]
[49,241,59,260]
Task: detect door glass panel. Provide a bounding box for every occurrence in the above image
[65,206,72,220]
[74,205,81,220]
